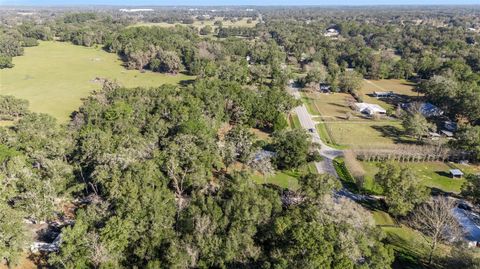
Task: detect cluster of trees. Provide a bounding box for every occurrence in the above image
[0,77,394,267]
[0,95,29,120]
[372,162,480,267]
[374,162,428,217]
[1,6,479,268]
[0,19,54,68]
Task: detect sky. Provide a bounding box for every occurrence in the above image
[2,0,480,6]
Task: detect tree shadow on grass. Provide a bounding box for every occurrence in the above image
[371,125,418,145]
[387,232,428,269]
[429,186,457,198]
[178,79,196,86]
[435,171,451,178]
[328,102,348,108]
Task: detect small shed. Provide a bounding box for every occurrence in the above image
[450,169,464,178]
[319,83,331,93]
[373,91,394,98]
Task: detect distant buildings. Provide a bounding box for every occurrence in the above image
[119,8,154,12]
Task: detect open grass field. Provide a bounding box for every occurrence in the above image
[0,41,194,122]
[326,121,407,149]
[303,91,354,120]
[359,79,420,111]
[361,161,467,194]
[302,84,419,149]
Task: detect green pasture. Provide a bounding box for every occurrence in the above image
[0,41,193,122]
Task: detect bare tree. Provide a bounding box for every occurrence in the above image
[410,197,462,266]
[248,156,274,184]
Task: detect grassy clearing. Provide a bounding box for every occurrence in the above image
[302,90,412,149]
[333,157,358,191]
[251,162,318,190]
[327,121,407,149]
[359,79,420,111]
[0,120,14,127]
[303,91,353,120]
[250,128,271,141]
[252,171,299,190]
[0,41,194,122]
[361,161,466,194]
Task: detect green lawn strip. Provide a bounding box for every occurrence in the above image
[316,122,349,150]
[333,157,359,192]
[300,96,320,116]
[288,113,301,129]
[383,225,431,269]
[361,161,465,194]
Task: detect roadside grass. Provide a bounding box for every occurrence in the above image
[0,41,194,122]
[333,157,358,191]
[303,91,353,120]
[315,122,348,150]
[300,95,320,116]
[288,113,301,129]
[361,161,466,194]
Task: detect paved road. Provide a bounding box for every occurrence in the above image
[289,84,343,176]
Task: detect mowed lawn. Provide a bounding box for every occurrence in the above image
[302,86,417,149]
[0,41,194,122]
[361,161,467,194]
[326,121,406,149]
[303,91,353,120]
[359,79,420,110]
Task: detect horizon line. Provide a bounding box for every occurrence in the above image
[2,4,480,7]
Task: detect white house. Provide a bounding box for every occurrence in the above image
[324,28,339,37]
[355,103,387,116]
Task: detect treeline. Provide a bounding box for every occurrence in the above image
[0,22,53,68]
